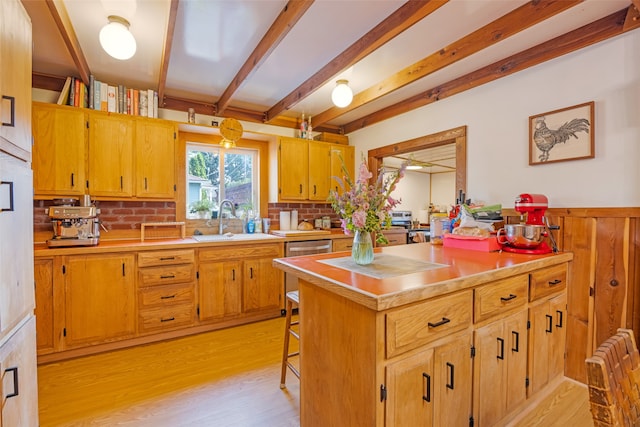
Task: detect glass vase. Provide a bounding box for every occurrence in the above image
[352,230,374,265]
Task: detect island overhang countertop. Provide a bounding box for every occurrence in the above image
[273,243,573,311]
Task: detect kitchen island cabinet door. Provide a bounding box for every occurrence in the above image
[198,261,243,321]
[473,309,528,426]
[528,292,567,396]
[242,258,281,313]
[134,118,176,199]
[87,113,134,197]
[386,334,472,427]
[32,104,86,196]
[63,254,136,348]
[0,154,34,336]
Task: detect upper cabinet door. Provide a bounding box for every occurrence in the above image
[88,112,134,197]
[330,144,354,195]
[32,104,86,196]
[308,141,331,201]
[278,137,308,200]
[134,118,176,199]
[0,0,32,157]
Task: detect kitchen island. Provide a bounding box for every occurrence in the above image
[274,243,573,426]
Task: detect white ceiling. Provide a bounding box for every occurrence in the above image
[24,0,635,132]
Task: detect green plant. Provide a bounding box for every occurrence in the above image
[190,199,215,213]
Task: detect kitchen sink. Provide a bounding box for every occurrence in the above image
[192,233,282,242]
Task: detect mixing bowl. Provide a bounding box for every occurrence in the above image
[496,224,546,248]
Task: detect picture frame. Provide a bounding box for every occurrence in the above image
[529,101,594,165]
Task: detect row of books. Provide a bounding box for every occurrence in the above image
[56,76,159,118]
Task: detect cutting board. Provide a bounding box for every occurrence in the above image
[271,230,331,237]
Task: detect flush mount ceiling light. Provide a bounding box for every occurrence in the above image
[99,15,137,60]
[331,79,353,108]
[406,164,423,170]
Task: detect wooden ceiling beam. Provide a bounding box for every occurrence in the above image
[44,0,91,85]
[216,0,314,116]
[624,0,640,31]
[264,0,449,122]
[157,0,179,103]
[313,0,582,127]
[343,7,634,134]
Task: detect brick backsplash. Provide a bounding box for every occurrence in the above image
[267,202,338,229]
[33,200,177,233]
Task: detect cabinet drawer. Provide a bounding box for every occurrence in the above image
[530,263,567,301]
[198,243,282,262]
[332,238,353,252]
[138,304,195,333]
[474,274,528,323]
[386,290,472,358]
[138,264,195,287]
[138,283,194,308]
[138,249,195,267]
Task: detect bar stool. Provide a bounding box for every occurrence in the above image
[280,290,300,389]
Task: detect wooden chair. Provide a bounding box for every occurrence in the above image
[586,328,640,426]
[279,290,300,389]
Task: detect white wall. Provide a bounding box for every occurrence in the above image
[350,31,640,208]
[393,170,430,217]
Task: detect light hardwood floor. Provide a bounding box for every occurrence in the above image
[38,316,592,426]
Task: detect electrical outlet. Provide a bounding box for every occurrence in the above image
[212,121,219,127]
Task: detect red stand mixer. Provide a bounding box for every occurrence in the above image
[497,193,558,254]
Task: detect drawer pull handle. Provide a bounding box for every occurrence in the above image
[497,337,504,360]
[556,310,564,328]
[512,331,520,352]
[422,372,431,402]
[427,317,450,328]
[446,362,455,390]
[500,294,517,302]
[546,314,553,333]
[160,295,176,299]
[161,317,175,322]
[5,366,18,398]
[160,256,176,261]
[2,95,15,127]
[548,279,562,286]
[0,181,14,212]
[160,275,175,279]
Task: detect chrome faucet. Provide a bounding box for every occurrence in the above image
[218,199,236,234]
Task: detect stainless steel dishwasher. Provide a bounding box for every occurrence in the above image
[283,239,332,313]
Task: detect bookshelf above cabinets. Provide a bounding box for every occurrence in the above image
[56,75,158,118]
[32,102,176,200]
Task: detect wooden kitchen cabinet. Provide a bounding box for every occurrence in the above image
[87,112,134,197]
[332,237,353,252]
[198,243,283,321]
[0,154,34,336]
[243,257,281,313]
[0,316,38,427]
[276,136,354,202]
[385,333,472,427]
[32,103,86,196]
[0,0,32,157]
[134,118,176,199]
[528,292,567,396]
[34,258,55,355]
[137,249,196,333]
[63,254,136,348]
[376,227,407,247]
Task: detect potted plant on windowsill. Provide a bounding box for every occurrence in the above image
[190,199,216,219]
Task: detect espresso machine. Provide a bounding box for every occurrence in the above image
[47,204,101,247]
[498,193,558,254]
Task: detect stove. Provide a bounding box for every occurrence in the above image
[390,210,412,227]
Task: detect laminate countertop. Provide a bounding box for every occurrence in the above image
[33,229,351,257]
[273,243,573,311]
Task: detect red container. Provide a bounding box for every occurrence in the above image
[443,234,501,252]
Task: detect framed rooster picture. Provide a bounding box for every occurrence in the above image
[529,101,594,165]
